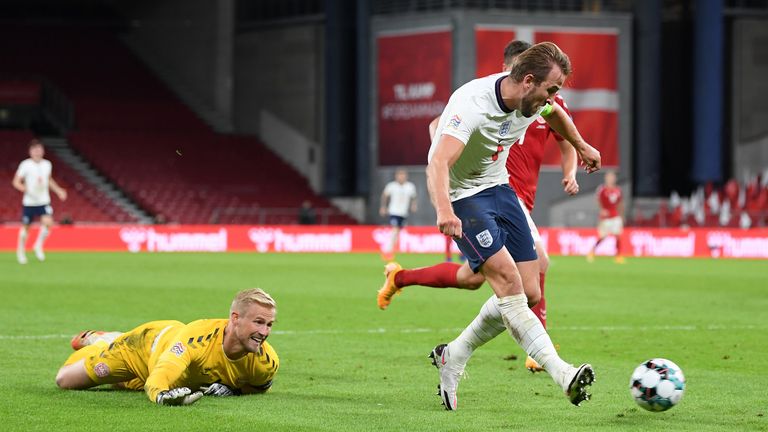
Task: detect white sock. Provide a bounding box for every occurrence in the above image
[446,296,506,367]
[18,227,28,252]
[93,331,123,345]
[34,225,49,250]
[386,229,398,253]
[497,294,572,389]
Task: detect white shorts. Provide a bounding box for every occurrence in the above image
[598,216,624,237]
[517,197,542,244]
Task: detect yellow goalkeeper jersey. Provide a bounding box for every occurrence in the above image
[143,319,279,402]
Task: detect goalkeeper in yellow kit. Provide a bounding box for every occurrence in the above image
[55,288,279,406]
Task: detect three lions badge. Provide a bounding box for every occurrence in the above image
[476,229,493,248]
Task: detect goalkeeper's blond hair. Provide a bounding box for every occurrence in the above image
[231,288,276,314]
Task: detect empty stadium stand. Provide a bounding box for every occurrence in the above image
[0,24,356,225]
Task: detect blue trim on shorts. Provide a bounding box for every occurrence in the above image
[22,204,52,225]
[451,184,537,272]
[388,215,406,228]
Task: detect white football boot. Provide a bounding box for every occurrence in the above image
[562,363,595,406]
[429,343,464,411]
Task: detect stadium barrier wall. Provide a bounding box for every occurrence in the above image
[2,225,768,259]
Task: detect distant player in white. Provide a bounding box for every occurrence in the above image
[12,139,67,264]
[426,42,601,410]
[379,168,417,261]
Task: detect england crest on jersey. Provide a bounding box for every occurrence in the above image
[499,121,511,136]
[476,229,493,248]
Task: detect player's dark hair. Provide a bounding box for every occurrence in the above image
[29,138,43,148]
[503,40,532,66]
[509,41,572,84]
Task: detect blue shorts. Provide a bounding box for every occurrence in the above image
[452,184,537,272]
[22,204,53,225]
[388,215,406,228]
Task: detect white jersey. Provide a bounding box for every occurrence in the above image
[383,181,417,217]
[15,158,53,206]
[428,72,549,201]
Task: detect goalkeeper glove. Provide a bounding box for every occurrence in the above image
[200,383,238,397]
[156,387,203,406]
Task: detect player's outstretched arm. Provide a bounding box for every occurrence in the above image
[145,339,195,404]
[543,104,601,173]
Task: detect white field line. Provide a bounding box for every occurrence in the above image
[0,324,763,340]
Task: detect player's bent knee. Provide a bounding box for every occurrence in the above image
[55,369,75,389]
[462,274,485,290]
[482,255,525,296]
[464,281,483,290]
[456,263,485,290]
[486,275,523,297]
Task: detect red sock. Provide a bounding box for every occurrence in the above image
[615,236,622,256]
[395,263,461,288]
[530,273,546,328]
[445,236,453,261]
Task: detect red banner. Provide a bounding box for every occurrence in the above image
[3,225,768,259]
[475,26,619,167]
[475,28,516,77]
[377,27,452,166]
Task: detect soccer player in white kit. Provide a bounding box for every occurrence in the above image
[426,42,600,409]
[12,139,67,264]
[379,40,582,373]
[379,168,417,261]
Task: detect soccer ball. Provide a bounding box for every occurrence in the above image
[629,358,686,412]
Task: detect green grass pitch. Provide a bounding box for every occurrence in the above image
[1,252,766,431]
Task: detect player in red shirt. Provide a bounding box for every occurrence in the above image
[377,40,583,372]
[587,170,625,263]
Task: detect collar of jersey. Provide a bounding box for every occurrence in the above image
[494,75,513,114]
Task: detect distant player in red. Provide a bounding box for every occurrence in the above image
[377,40,582,372]
[587,170,625,263]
